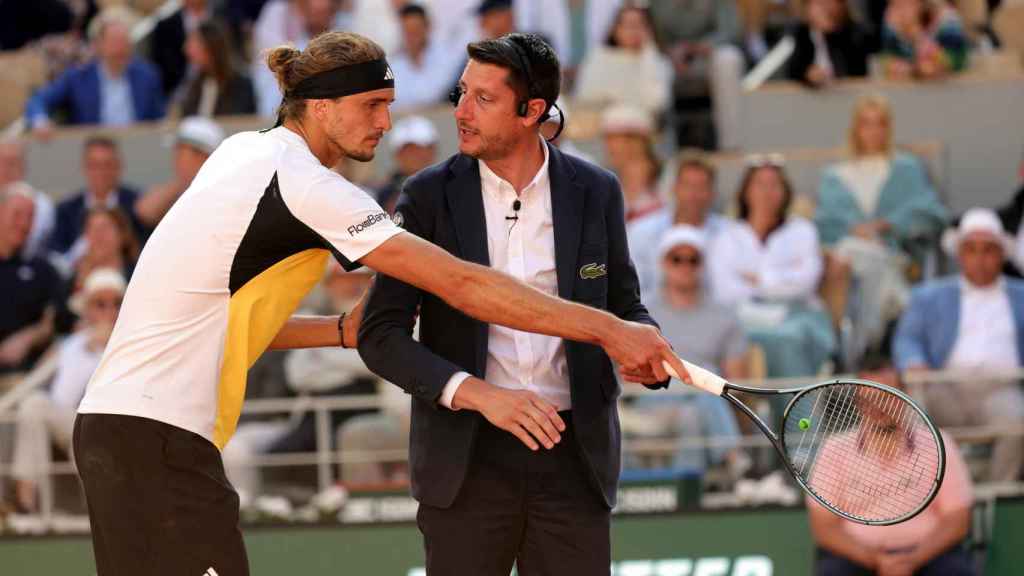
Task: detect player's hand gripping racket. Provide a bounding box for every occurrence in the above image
[662,358,945,526]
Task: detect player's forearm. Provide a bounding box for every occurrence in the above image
[268,315,345,350]
[446,259,617,347]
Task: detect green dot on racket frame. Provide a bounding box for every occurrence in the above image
[799,418,811,430]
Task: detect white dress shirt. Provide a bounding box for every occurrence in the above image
[946,278,1021,370]
[440,139,571,410]
[389,40,463,113]
[707,217,824,306]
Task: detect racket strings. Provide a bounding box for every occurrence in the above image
[782,383,941,523]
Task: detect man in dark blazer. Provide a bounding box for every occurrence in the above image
[25,11,164,131]
[358,34,671,575]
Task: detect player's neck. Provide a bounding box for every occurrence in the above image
[482,133,545,194]
[284,119,342,168]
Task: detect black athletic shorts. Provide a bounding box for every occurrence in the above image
[73,413,249,576]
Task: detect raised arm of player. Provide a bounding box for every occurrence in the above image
[359,231,691,385]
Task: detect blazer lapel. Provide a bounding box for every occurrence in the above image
[445,154,490,375]
[548,144,584,301]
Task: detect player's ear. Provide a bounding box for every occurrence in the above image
[311,98,330,122]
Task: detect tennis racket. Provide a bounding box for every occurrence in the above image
[662,358,945,526]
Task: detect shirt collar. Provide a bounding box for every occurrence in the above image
[478,135,550,198]
[85,190,119,209]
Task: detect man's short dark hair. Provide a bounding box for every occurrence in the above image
[399,3,428,20]
[466,33,561,122]
[83,135,119,155]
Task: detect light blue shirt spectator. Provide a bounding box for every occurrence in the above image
[99,64,136,126]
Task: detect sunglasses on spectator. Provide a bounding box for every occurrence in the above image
[744,153,786,168]
[666,254,702,267]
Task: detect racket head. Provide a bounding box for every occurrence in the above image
[778,379,946,526]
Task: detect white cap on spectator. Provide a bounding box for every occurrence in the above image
[389,116,438,153]
[657,225,706,262]
[942,207,1015,257]
[174,116,226,155]
[70,268,127,314]
[600,104,654,135]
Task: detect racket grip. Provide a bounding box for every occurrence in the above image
[662,358,727,396]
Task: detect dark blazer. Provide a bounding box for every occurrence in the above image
[24,59,165,125]
[49,186,147,255]
[787,22,871,84]
[180,73,257,117]
[152,10,188,97]
[358,143,666,510]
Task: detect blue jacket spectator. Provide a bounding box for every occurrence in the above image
[24,8,165,130]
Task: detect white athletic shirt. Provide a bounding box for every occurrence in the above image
[77,127,402,449]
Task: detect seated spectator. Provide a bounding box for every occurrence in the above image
[223,262,380,501]
[808,359,976,575]
[894,208,1024,482]
[252,0,346,117]
[375,115,438,214]
[50,136,147,258]
[25,7,165,136]
[151,0,212,99]
[646,0,745,149]
[600,105,663,221]
[0,139,55,260]
[816,94,947,357]
[55,207,140,333]
[10,268,124,513]
[176,20,256,117]
[477,0,516,40]
[0,186,59,375]
[574,3,673,116]
[136,117,225,228]
[625,226,748,477]
[708,158,835,377]
[389,4,463,113]
[787,0,871,87]
[882,0,969,79]
[629,150,728,298]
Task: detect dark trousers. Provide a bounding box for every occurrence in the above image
[416,413,611,576]
[74,413,249,576]
[816,545,976,576]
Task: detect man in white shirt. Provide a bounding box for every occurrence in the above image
[894,208,1024,481]
[359,33,671,575]
[389,3,464,113]
[73,31,686,576]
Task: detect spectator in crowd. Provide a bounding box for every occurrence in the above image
[816,94,947,357]
[55,206,140,333]
[252,0,346,117]
[389,4,463,113]
[808,358,976,575]
[0,186,59,376]
[477,0,516,40]
[629,150,728,298]
[25,7,165,135]
[9,268,124,514]
[375,115,438,214]
[176,19,256,117]
[223,262,380,501]
[600,104,663,222]
[894,208,1024,482]
[708,157,835,377]
[512,0,621,87]
[0,140,55,260]
[136,117,225,228]
[882,0,969,79]
[151,0,212,98]
[50,136,147,258]
[646,0,745,149]
[575,3,673,116]
[624,226,749,477]
[787,0,872,87]
[0,0,74,51]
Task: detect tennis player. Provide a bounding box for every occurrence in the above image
[72,31,688,576]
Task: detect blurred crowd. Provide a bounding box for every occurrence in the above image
[2,0,1024,571]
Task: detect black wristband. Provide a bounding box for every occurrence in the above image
[338,312,348,348]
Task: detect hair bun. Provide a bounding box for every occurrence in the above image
[266,45,301,91]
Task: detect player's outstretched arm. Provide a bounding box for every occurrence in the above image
[359,231,691,385]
